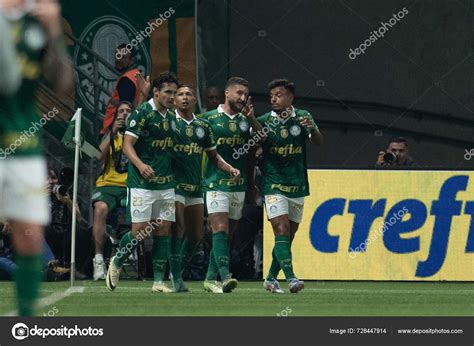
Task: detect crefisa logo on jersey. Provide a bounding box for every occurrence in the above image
[73,16,152,113]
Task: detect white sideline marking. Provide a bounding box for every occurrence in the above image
[3,286,85,316]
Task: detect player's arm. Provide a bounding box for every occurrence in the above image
[0,14,21,95]
[123,134,155,179]
[206,149,240,180]
[300,113,323,145]
[243,96,264,135]
[245,145,259,205]
[35,0,74,94]
[123,110,155,179]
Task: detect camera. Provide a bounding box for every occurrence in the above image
[383,151,397,164]
[14,326,29,338]
[51,167,74,197]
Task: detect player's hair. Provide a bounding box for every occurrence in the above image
[225,77,249,90]
[177,83,196,96]
[387,136,408,147]
[268,78,295,96]
[116,43,136,58]
[152,71,179,91]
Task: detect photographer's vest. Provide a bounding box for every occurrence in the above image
[96,135,127,187]
[101,68,140,133]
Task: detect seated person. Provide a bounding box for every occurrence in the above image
[0,222,68,280]
[91,101,132,280]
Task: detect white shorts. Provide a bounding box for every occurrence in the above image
[129,188,175,223]
[0,157,50,225]
[265,194,305,223]
[175,194,204,207]
[206,191,245,220]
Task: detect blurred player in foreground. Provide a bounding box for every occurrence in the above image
[0,0,73,315]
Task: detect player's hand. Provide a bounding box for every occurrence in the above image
[229,167,240,182]
[242,96,255,118]
[56,193,71,205]
[138,163,155,179]
[299,116,314,130]
[1,222,11,235]
[376,151,385,165]
[33,0,62,39]
[136,72,151,98]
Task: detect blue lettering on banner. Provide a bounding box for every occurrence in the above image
[310,176,474,278]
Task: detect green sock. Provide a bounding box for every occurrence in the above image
[113,231,137,267]
[274,235,295,281]
[169,236,183,281]
[180,238,197,273]
[267,236,295,280]
[205,249,219,281]
[152,236,170,282]
[213,231,230,279]
[14,254,43,316]
[266,248,281,280]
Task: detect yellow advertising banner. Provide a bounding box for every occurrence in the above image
[263,170,474,281]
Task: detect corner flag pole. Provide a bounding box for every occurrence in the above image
[70,108,82,288]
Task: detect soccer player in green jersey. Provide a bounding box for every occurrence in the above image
[257,79,323,293]
[0,0,73,315]
[106,72,178,293]
[171,85,240,292]
[201,77,263,293]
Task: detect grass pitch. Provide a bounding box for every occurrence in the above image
[0,280,473,316]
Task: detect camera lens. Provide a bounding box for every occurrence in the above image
[52,185,68,196]
[383,152,396,164]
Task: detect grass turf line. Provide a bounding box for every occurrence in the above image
[0,281,472,316]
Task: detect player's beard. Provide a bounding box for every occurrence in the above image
[228,99,244,113]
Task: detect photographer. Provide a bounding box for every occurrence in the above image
[376,137,415,167]
[91,101,131,280]
[46,166,81,264]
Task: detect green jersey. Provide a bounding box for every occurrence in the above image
[125,99,175,190]
[257,107,318,198]
[202,106,251,192]
[172,111,216,197]
[0,16,47,157]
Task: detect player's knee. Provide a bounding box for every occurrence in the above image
[273,221,290,237]
[93,202,109,219]
[212,222,228,231]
